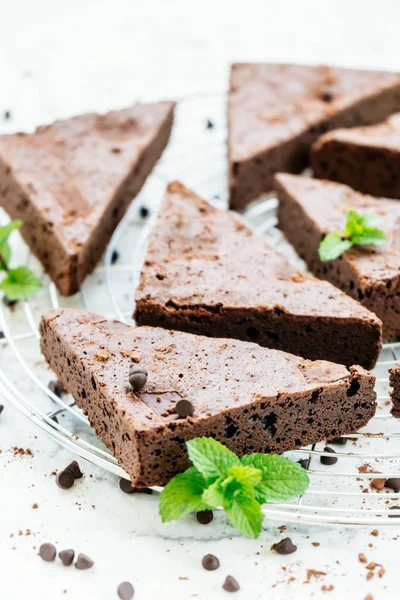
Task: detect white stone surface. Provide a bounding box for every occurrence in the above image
[1,0,400,598]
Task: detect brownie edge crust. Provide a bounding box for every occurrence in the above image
[40,308,377,487]
[389,365,400,418]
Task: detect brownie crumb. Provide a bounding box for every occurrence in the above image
[370,529,379,536]
[370,478,385,491]
[358,553,367,563]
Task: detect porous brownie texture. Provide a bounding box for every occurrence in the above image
[389,365,400,418]
[275,174,400,338]
[228,63,400,209]
[135,181,381,369]
[40,308,377,487]
[0,101,175,295]
[312,113,400,198]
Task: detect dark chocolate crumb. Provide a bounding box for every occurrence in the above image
[59,549,75,566]
[202,554,220,571]
[139,206,149,219]
[48,380,65,398]
[175,399,194,418]
[389,506,400,518]
[75,553,94,570]
[385,478,400,493]
[111,250,119,265]
[39,543,57,562]
[320,447,337,465]
[271,537,297,555]
[129,365,148,392]
[0,405,4,415]
[65,460,83,479]
[206,119,214,130]
[196,510,214,525]
[297,458,309,469]
[117,581,135,600]
[329,437,347,445]
[222,575,240,592]
[56,470,75,490]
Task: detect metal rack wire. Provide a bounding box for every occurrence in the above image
[0,92,399,525]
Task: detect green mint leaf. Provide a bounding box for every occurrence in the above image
[159,466,208,522]
[0,219,23,245]
[241,454,310,503]
[224,491,264,539]
[201,478,225,508]
[0,239,11,270]
[351,228,386,246]
[362,213,380,228]
[318,232,353,262]
[186,437,240,482]
[0,266,41,301]
[344,209,365,239]
[228,465,262,488]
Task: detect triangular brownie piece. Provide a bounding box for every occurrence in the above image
[40,308,376,486]
[312,112,400,198]
[275,174,400,338]
[134,181,382,369]
[228,63,400,209]
[0,101,175,295]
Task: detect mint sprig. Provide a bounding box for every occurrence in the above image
[318,209,386,262]
[0,220,41,301]
[159,438,310,538]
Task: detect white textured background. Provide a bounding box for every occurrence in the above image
[1,0,400,598]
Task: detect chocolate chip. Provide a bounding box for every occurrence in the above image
[134,487,153,494]
[271,537,297,555]
[297,458,308,469]
[75,553,94,570]
[39,543,57,562]
[206,119,214,129]
[389,506,400,518]
[202,554,220,571]
[51,415,58,424]
[119,477,152,495]
[59,549,75,566]
[196,510,213,525]
[175,399,194,418]
[2,296,17,307]
[385,478,400,493]
[65,460,83,479]
[4,110,11,120]
[111,250,119,264]
[320,447,337,465]
[0,405,4,415]
[139,205,149,218]
[56,469,75,490]
[48,380,65,398]
[329,437,347,445]
[117,581,135,600]
[129,365,148,392]
[222,576,240,592]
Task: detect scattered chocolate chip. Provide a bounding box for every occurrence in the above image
[202,554,220,571]
[206,119,214,129]
[129,365,148,392]
[2,296,17,307]
[39,543,57,562]
[139,205,149,218]
[59,549,75,566]
[329,436,347,445]
[117,581,135,600]
[0,405,4,415]
[56,469,75,490]
[48,380,65,398]
[111,250,119,265]
[271,537,297,555]
[320,447,337,465]
[297,458,309,469]
[75,553,94,570]
[175,399,194,418]
[385,478,400,493]
[389,506,400,518]
[222,576,240,592]
[119,478,152,495]
[196,510,213,525]
[134,487,153,494]
[65,460,83,479]
[4,110,11,120]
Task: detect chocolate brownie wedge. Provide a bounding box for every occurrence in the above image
[228,63,400,209]
[312,113,400,198]
[40,308,377,487]
[275,174,400,338]
[0,101,175,295]
[389,365,400,418]
[134,181,381,369]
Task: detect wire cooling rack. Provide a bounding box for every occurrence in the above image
[1,93,399,525]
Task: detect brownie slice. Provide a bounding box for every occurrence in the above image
[228,63,400,210]
[389,365,400,418]
[275,174,400,338]
[312,113,400,198]
[134,181,381,369]
[0,101,175,295]
[40,308,377,487]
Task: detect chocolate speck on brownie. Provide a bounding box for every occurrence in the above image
[129,365,148,392]
[175,399,194,418]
